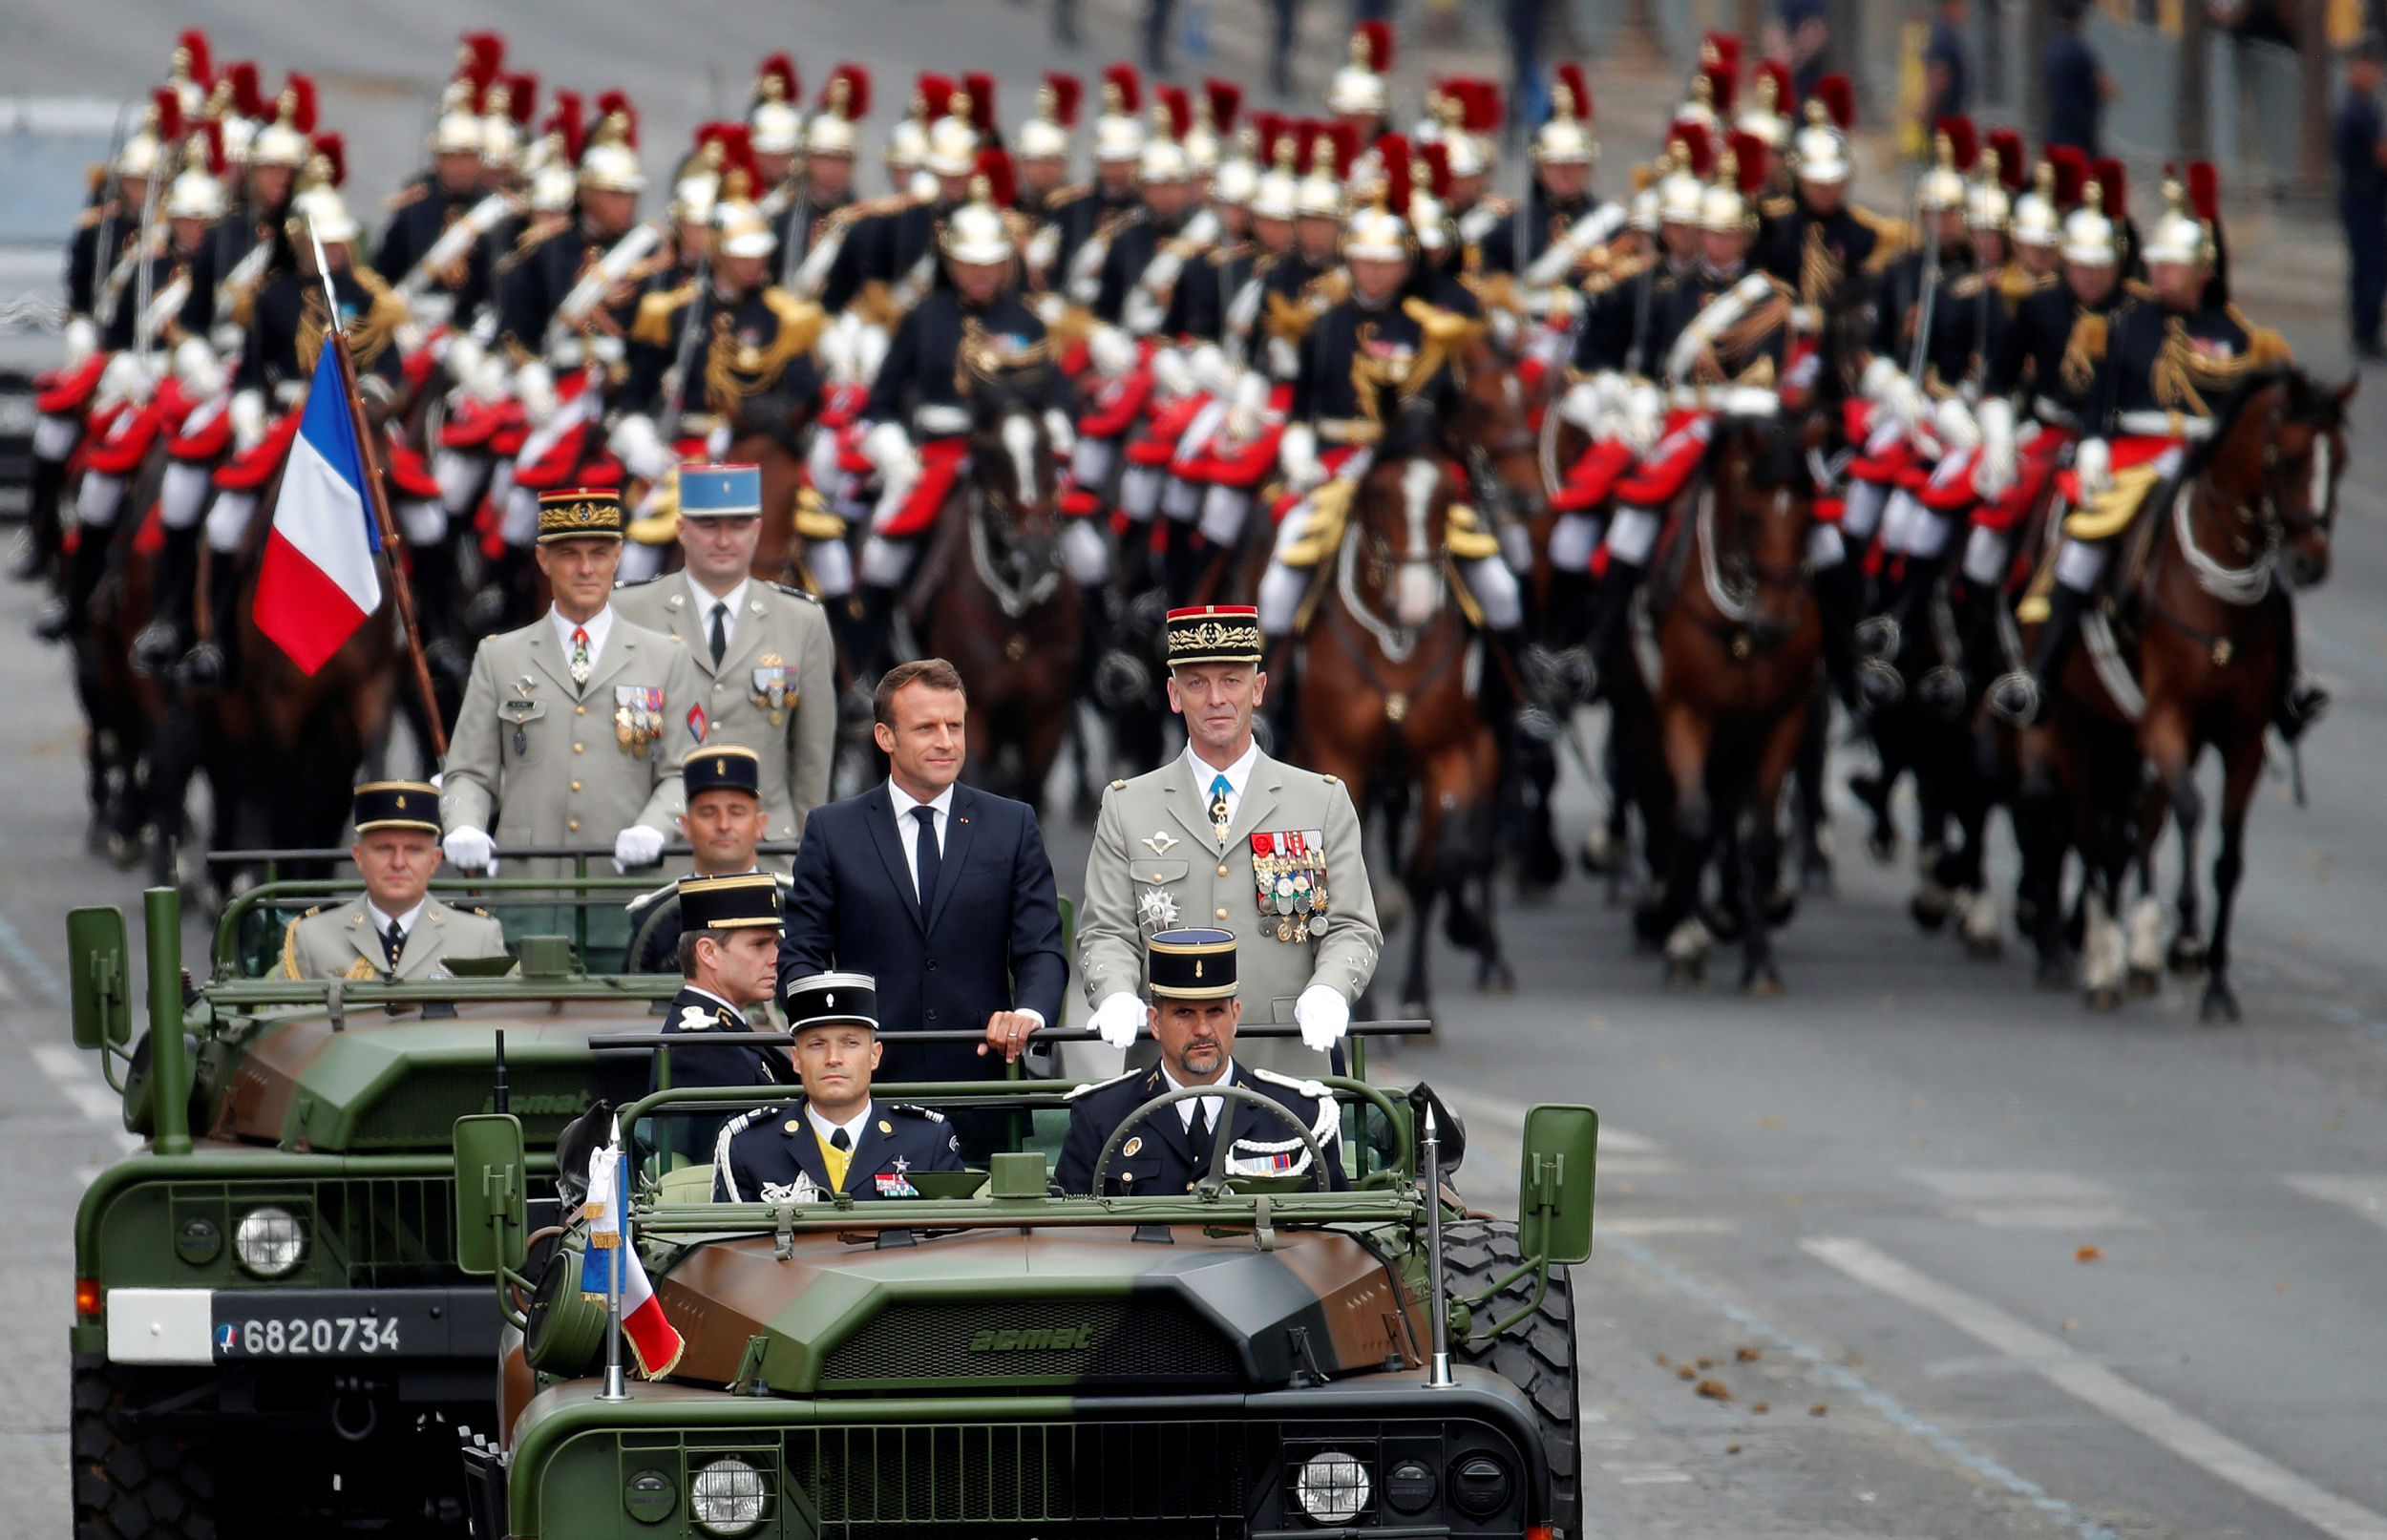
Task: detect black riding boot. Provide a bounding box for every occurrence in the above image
[2271,587,2329,742]
[183,549,245,688]
[33,527,112,642]
[133,523,203,673]
[853,582,899,682]
[12,454,69,581]
[1161,519,1208,607]
[1577,557,1647,695]
[1813,559,1894,710]
[1989,582,2089,727]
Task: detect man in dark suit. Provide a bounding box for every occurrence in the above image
[779,657,1068,1112]
[1058,929,1347,1195]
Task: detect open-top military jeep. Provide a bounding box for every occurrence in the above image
[453,1048,1596,1540]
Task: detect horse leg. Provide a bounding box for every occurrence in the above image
[1641,704,1715,985]
[2018,756,2073,988]
[1400,786,1442,1020]
[2200,732,2263,1024]
[1792,681,1834,894]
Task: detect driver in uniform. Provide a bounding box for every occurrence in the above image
[1058,929,1347,1195]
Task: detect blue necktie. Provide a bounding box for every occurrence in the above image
[912,805,941,913]
[1209,773,1233,842]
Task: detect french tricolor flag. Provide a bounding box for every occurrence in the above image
[251,344,383,674]
[579,1121,686,1379]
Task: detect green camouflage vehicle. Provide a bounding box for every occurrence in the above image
[63,873,692,1539]
[451,1046,1597,1540]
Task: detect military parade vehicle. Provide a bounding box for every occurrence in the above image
[63,863,690,1538]
[450,1040,1595,1540]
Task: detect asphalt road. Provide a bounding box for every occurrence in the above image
[5,4,2387,1538]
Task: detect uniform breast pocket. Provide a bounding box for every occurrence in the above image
[1131,858,1190,932]
[497,700,548,762]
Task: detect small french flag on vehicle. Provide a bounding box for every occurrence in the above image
[578,1119,686,1378]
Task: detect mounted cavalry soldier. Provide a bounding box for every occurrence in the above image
[1989,165,2319,737]
[1048,64,1149,298]
[280,783,508,981]
[1078,606,1381,1077]
[1756,75,1903,308]
[439,488,701,954]
[613,465,836,863]
[1059,927,1349,1195]
[773,65,870,295]
[712,972,966,1204]
[374,82,503,329]
[495,94,659,367]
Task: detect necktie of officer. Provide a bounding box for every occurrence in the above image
[1189,1100,1214,1151]
[381,920,405,967]
[708,601,728,666]
[821,1125,853,1191]
[569,625,592,687]
[1209,773,1233,843]
[912,805,941,912]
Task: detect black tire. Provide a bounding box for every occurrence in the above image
[1442,1219,1581,1538]
[71,1358,215,1540]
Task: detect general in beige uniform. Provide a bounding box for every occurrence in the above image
[610,467,836,862]
[1078,606,1380,1076]
[281,781,509,981]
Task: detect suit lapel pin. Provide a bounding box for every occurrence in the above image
[877,1120,893,1134]
[783,1119,802,1133]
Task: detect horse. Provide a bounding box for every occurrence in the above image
[67,444,174,869]
[1624,411,1827,993]
[1289,400,1510,1017]
[912,384,1083,809]
[2037,368,2351,1020]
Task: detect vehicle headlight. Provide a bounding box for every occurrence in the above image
[232,1207,306,1278]
[689,1457,768,1535]
[1293,1450,1371,1525]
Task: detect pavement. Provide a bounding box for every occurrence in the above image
[0,5,2385,1539]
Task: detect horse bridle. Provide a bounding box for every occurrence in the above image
[967,415,1065,621]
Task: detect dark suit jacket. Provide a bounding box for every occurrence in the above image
[779,782,1067,1085]
[1056,1061,1350,1195]
[711,1099,965,1202]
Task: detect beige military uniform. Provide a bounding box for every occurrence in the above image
[440,609,701,894]
[280,898,508,981]
[611,574,836,866]
[1079,749,1381,1075]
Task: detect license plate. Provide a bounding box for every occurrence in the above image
[207,1287,499,1361]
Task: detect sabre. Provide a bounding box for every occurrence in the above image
[130,152,165,370]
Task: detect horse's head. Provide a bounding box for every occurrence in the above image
[1709,412,1820,651]
[1356,401,1459,631]
[2255,369,2355,589]
[965,382,1062,574]
[1442,327,1547,531]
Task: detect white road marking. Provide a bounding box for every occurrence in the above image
[2285,1175,2387,1233]
[31,1043,122,1126]
[1805,1235,2387,1540]
[1902,1169,2150,1231]
[1429,1086,1662,1154]
[1595,1230,2112,1540]
[1597,1216,1737,1236]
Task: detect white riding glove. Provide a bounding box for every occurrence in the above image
[2075,437,2112,501]
[443,827,497,874]
[611,824,665,873]
[1296,985,1351,1053]
[1090,991,1146,1049]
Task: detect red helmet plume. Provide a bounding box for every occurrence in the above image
[226,62,263,119]
[1934,116,1977,173]
[1327,121,1362,179]
[1463,79,1504,134]
[595,91,640,149]
[1102,62,1142,115]
[2044,144,2087,208]
[547,91,586,165]
[1727,129,1767,195]
[822,64,870,120]
[311,133,347,188]
[1044,72,1082,128]
[2185,160,2219,222]
[1374,135,1412,209]
[976,146,1017,208]
[2092,157,2126,216]
[507,74,539,127]
[963,73,998,134]
[1986,128,2026,192]
[1419,139,1453,199]
[915,73,955,121]
[1354,20,1394,74]
[757,53,798,105]
[1701,31,1743,78]
[176,30,213,85]
[1553,63,1591,122]
[151,88,183,145]
[1156,84,1193,140]
[715,124,763,201]
[456,32,505,85]
[1812,74,1854,131]
[1751,59,1795,115]
[1204,78,1242,136]
[280,74,318,134]
[1666,118,1715,179]
[193,118,226,179]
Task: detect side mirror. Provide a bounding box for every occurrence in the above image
[1517,1104,1597,1267]
[1408,1083,1467,1174]
[454,1113,529,1276]
[67,906,134,1051]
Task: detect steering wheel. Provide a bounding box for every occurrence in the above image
[1089,1083,1334,1195]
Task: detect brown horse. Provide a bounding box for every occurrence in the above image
[1290,401,1510,1016]
[2060,369,2351,1021]
[913,386,1083,809]
[1626,413,1826,992]
[66,444,174,867]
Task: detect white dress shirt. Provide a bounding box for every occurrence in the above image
[806,1097,876,1149]
[1184,740,1262,833]
[363,897,428,954]
[550,603,616,680]
[887,778,957,899]
[687,573,750,660]
[1161,1059,1236,1135]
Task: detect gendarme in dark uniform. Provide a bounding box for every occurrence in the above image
[651,871,798,1093]
[711,972,966,1202]
[1057,929,1348,1195]
[625,747,797,975]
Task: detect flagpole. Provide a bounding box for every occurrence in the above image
[306,215,449,760]
[602,1143,627,1401]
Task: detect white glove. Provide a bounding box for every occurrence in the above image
[1087,326,1139,382]
[443,826,497,873]
[2075,437,2112,500]
[172,336,222,398]
[611,824,665,873]
[1975,395,2017,499]
[515,360,559,426]
[608,412,672,481]
[1622,382,1665,455]
[228,389,269,454]
[1933,396,1981,454]
[1090,991,1146,1049]
[1858,355,1901,404]
[62,316,98,372]
[1279,422,1327,493]
[1882,373,1928,432]
[1296,986,1350,1052]
[1044,408,1078,459]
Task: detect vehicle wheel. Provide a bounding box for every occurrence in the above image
[1441,1219,1580,1539]
[71,1357,216,1540]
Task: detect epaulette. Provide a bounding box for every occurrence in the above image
[1948,271,1990,300]
[624,879,676,915]
[383,182,429,212]
[717,1103,785,1141]
[1065,1068,1141,1101]
[1760,194,1795,220]
[1584,250,1656,295]
[2124,278,2156,300]
[76,204,112,231]
[767,580,821,603]
[1320,773,1341,784]
[889,1103,947,1123]
[1251,1065,1330,1099]
[1109,778,1127,791]
[2229,307,2294,366]
[762,287,830,354]
[632,281,699,349]
[1046,182,1092,210]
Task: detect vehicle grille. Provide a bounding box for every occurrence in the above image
[168,1174,456,1286]
[818,1296,1243,1390]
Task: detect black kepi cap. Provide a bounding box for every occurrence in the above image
[783,970,878,1033]
[353,780,440,835]
[1148,927,1237,1000]
[676,872,783,932]
[685,743,762,799]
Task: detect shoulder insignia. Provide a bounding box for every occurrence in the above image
[632,281,699,349]
[1064,1068,1141,1101]
[768,580,821,602]
[2226,306,2295,366]
[383,183,429,212]
[890,1103,948,1123]
[1251,1065,1330,1099]
[2124,278,2156,300]
[762,287,830,354]
[1320,773,1340,785]
[469,907,494,918]
[1047,182,1091,208]
[717,1103,782,1142]
[76,205,109,231]
[1760,194,1795,219]
[515,222,563,257]
[1109,778,1127,791]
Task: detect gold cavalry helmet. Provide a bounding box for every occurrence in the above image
[941,177,1015,264]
